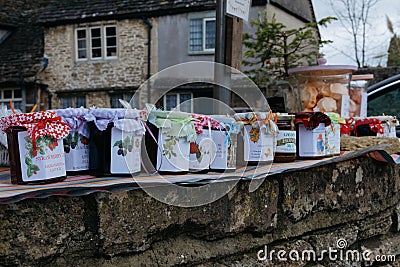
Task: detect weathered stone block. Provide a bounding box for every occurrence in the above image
[0,196,97,266]
[96,178,279,256]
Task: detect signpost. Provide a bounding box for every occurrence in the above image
[226,0,251,21]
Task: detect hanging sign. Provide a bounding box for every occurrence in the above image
[226,0,251,21]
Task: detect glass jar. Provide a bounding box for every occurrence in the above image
[274,114,296,162]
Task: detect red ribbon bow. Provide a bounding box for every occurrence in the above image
[1,111,71,151]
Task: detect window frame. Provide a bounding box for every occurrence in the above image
[188,12,216,55]
[60,95,86,108]
[104,26,118,59]
[163,92,193,112]
[0,88,23,111]
[75,25,118,62]
[75,28,88,61]
[89,26,102,60]
[202,18,216,52]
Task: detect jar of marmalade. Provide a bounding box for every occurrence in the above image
[274,114,296,162]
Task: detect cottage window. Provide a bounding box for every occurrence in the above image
[189,18,215,53]
[61,95,86,108]
[163,92,193,112]
[110,94,132,108]
[0,89,22,110]
[75,25,117,61]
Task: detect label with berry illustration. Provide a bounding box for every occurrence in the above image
[110,127,141,174]
[189,131,216,171]
[156,130,190,172]
[63,131,89,171]
[243,125,274,162]
[18,131,66,182]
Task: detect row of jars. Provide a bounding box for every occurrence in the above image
[1,107,351,185]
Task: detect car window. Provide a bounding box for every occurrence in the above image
[368,85,400,118]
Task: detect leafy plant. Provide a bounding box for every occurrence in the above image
[242,10,335,87]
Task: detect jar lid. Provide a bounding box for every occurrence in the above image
[288,62,357,76]
[275,113,295,121]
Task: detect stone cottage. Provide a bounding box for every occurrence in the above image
[0,0,318,111]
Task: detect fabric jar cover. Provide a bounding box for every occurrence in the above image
[211,115,241,143]
[85,108,146,135]
[147,109,197,142]
[294,112,332,129]
[233,112,279,135]
[191,113,221,134]
[234,112,279,164]
[0,111,71,149]
[54,107,90,138]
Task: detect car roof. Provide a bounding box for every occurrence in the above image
[367,73,400,97]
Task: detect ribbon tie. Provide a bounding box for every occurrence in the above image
[1,111,71,152]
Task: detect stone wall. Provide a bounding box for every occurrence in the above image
[39,18,156,109]
[0,157,399,266]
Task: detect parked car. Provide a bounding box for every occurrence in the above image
[367,73,400,137]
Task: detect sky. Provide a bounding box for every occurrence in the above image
[311,0,400,67]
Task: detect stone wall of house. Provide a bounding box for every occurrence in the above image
[39,18,157,109]
[0,157,399,266]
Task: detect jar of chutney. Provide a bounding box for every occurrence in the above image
[274,114,296,162]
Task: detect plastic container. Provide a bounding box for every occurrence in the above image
[349,74,373,117]
[273,113,296,162]
[0,111,70,184]
[288,63,357,118]
[144,109,196,174]
[55,108,90,174]
[234,112,278,166]
[210,116,240,172]
[86,108,145,176]
[295,112,331,159]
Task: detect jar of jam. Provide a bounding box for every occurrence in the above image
[274,114,296,162]
[1,111,70,184]
[295,112,331,160]
[86,108,145,177]
[234,112,278,166]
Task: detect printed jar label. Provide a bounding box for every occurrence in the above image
[210,130,228,169]
[110,127,142,174]
[243,125,274,162]
[157,130,190,172]
[63,131,89,171]
[18,131,66,182]
[189,131,216,170]
[325,124,340,156]
[298,123,326,157]
[276,130,296,153]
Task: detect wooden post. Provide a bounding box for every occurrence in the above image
[225,16,243,71]
[214,0,244,113]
